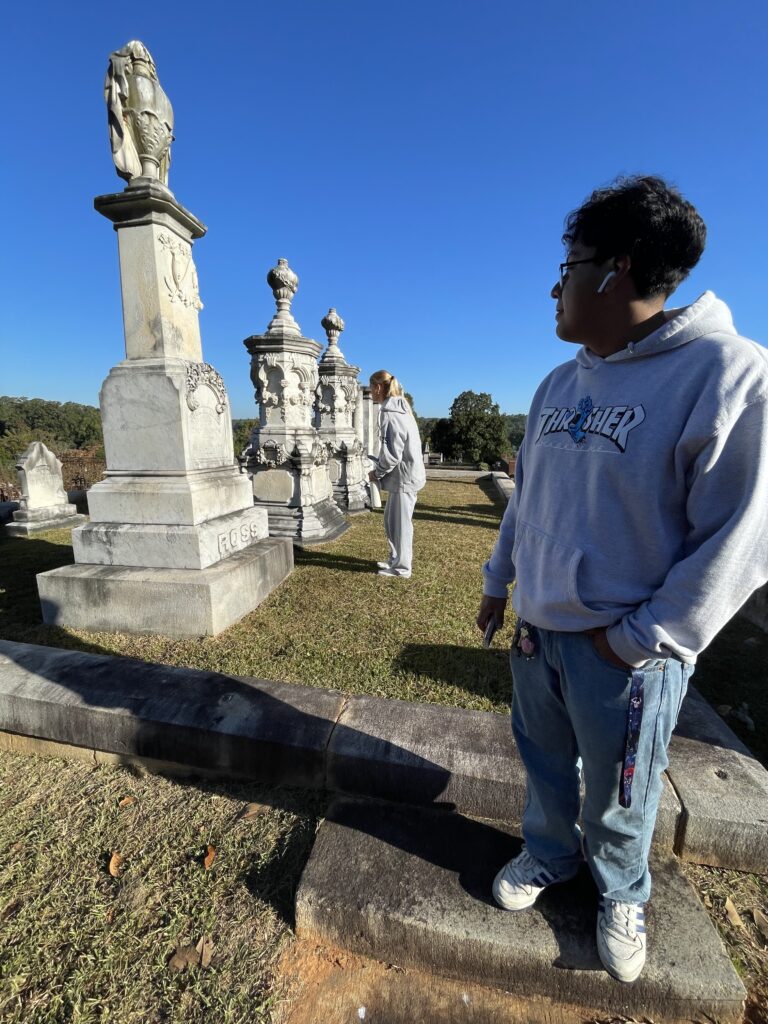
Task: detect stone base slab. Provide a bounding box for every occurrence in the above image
[296,798,746,1023]
[263,496,349,546]
[72,506,268,570]
[36,537,293,636]
[87,466,252,526]
[6,514,87,536]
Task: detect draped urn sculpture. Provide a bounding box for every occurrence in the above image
[35,40,293,636]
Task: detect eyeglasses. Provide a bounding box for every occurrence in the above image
[558,257,598,288]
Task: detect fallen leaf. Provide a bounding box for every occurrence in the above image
[725,896,745,929]
[236,801,270,822]
[108,852,123,878]
[168,945,199,971]
[118,796,137,808]
[0,898,21,922]
[196,934,215,968]
[203,845,216,871]
[753,907,768,940]
[105,907,116,925]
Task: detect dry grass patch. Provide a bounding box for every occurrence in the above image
[0,748,325,1024]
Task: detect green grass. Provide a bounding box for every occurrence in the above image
[0,480,514,713]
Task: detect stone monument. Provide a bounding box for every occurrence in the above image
[315,309,367,513]
[243,260,349,544]
[36,40,293,636]
[6,443,87,536]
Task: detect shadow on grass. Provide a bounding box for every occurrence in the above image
[393,643,512,704]
[295,549,378,574]
[413,509,500,530]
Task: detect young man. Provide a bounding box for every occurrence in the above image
[477,176,768,983]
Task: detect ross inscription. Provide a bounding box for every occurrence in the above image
[217,518,262,556]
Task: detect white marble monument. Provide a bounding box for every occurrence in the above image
[36,40,293,636]
[6,443,87,536]
[243,260,349,544]
[315,309,368,513]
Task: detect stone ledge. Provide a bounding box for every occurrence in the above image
[295,797,746,1024]
[6,513,87,536]
[0,640,764,872]
[489,471,514,502]
[667,687,768,873]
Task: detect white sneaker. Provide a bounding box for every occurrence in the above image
[492,848,576,911]
[376,561,392,570]
[596,898,647,983]
[377,567,411,578]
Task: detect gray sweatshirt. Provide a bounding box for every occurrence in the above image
[483,292,768,666]
[373,396,427,493]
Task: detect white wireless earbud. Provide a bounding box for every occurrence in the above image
[597,270,617,294]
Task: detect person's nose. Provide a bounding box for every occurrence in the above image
[551,279,562,300]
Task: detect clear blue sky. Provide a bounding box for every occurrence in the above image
[2,1,766,418]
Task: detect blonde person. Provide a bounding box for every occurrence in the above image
[368,370,426,578]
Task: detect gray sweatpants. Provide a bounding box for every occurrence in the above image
[383,490,418,573]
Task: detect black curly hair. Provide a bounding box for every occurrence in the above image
[562,175,706,299]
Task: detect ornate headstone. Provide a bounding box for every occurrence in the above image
[243,261,349,544]
[315,309,367,513]
[6,443,87,536]
[36,41,293,636]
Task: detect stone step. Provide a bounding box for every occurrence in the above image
[296,797,746,1024]
[0,639,765,873]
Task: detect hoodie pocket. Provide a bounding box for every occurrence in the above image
[512,519,592,618]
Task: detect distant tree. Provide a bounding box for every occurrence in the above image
[449,391,508,464]
[232,418,258,457]
[0,396,102,451]
[416,416,439,448]
[404,391,417,418]
[430,417,459,459]
[502,412,527,450]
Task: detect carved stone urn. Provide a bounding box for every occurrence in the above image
[243,260,349,544]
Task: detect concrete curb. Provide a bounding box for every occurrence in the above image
[296,797,746,1024]
[0,639,765,872]
[489,471,514,502]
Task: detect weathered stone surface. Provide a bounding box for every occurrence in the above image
[0,638,343,787]
[296,798,746,1023]
[669,686,768,873]
[243,259,349,544]
[72,505,268,569]
[328,694,680,850]
[86,467,252,526]
[36,537,293,636]
[8,443,85,535]
[426,469,491,481]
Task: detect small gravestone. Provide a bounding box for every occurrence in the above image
[6,443,86,536]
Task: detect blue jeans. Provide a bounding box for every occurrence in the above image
[510,625,692,903]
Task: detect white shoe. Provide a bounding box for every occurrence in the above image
[492,848,576,911]
[596,898,647,983]
[376,561,392,570]
[377,567,411,578]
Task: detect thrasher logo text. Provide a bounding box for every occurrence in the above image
[536,396,646,453]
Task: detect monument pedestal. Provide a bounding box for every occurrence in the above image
[38,538,293,637]
[7,509,87,537]
[37,108,293,635]
[244,260,349,546]
[315,309,368,514]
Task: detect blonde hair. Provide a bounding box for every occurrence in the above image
[369,369,405,401]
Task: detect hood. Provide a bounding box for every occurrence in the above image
[576,291,737,368]
[380,396,411,414]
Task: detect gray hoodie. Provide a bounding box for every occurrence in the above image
[373,396,427,493]
[483,292,768,666]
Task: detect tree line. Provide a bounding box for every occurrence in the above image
[417,391,526,466]
[0,397,105,481]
